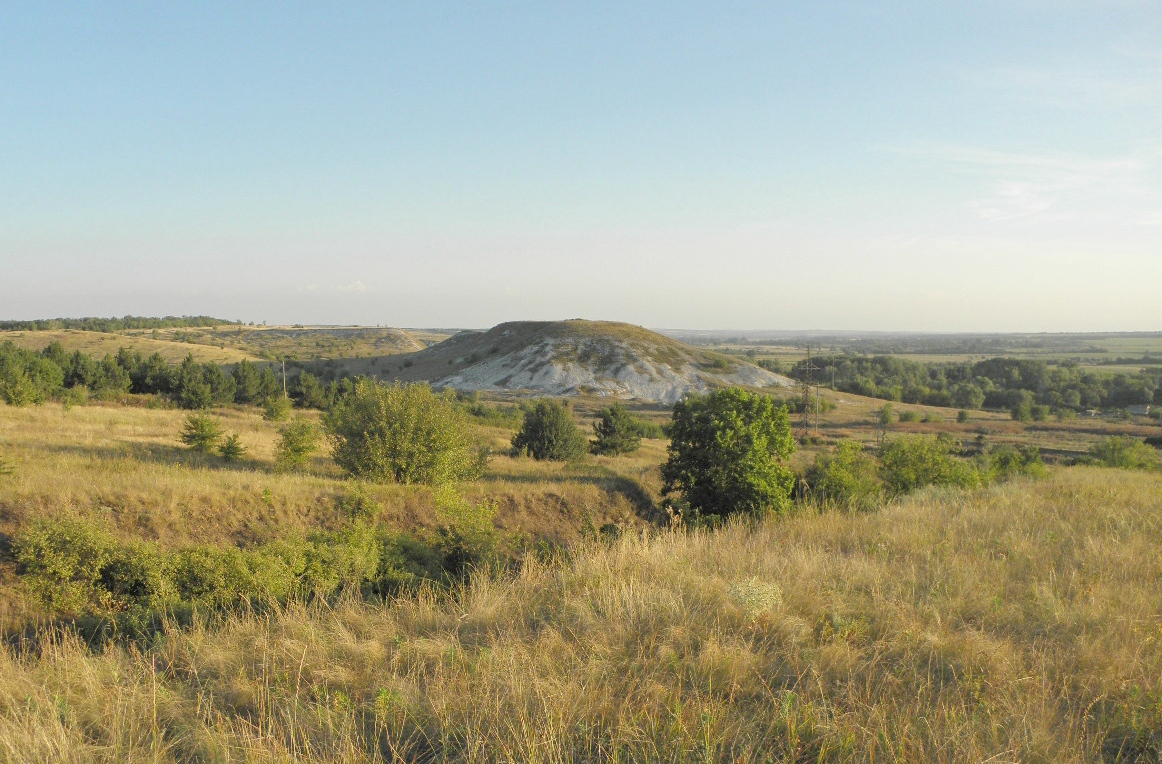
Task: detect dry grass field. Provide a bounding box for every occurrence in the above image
[0,330,254,364]
[1,468,1160,762]
[0,400,660,628]
[1,384,1160,762]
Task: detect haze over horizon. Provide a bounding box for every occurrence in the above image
[2,3,1160,332]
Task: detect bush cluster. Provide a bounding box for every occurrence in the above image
[1088,436,1158,470]
[590,403,642,456]
[803,437,1047,511]
[324,380,481,484]
[662,387,796,519]
[13,516,475,627]
[511,400,588,461]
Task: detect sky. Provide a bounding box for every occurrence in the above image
[1,2,1160,331]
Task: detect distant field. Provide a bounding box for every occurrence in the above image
[680,332,1162,378]
[130,325,430,361]
[0,329,254,364]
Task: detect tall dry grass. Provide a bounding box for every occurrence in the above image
[2,467,1159,762]
[0,403,655,550]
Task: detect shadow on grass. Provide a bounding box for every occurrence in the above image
[26,441,275,475]
[480,466,661,522]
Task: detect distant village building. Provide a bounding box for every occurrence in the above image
[1128,404,1152,417]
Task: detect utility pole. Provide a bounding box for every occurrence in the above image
[799,345,816,438]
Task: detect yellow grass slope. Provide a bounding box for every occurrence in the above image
[2,468,1160,762]
[0,329,254,364]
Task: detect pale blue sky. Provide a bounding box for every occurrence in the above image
[2,2,1159,330]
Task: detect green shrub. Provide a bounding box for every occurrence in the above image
[276,417,320,471]
[804,440,883,512]
[372,532,448,593]
[511,400,588,462]
[879,435,980,496]
[897,410,921,423]
[14,519,113,613]
[180,414,222,453]
[433,486,499,573]
[590,403,643,456]
[218,433,247,462]
[982,444,1046,482]
[170,545,257,608]
[262,394,293,421]
[323,380,478,484]
[876,403,895,425]
[661,387,796,518]
[632,417,667,440]
[98,543,172,612]
[957,409,970,423]
[1089,436,1158,470]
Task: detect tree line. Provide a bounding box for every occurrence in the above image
[0,315,238,332]
[788,355,1160,415]
[0,341,343,410]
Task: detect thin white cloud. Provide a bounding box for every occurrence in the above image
[969,66,1162,106]
[895,144,1161,226]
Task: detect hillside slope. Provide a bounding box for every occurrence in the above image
[374,320,792,403]
[4,469,1159,761]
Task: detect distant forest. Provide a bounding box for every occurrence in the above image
[788,355,1161,416]
[0,316,239,332]
[0,341,343,411]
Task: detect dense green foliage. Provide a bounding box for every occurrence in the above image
[12,517,455,628]
[0,341,296,410]
[804,440,883,512]
[805,437,1046,510]
[275,417,321,471]
[217,433,247,462]
[511,400,588,461]
[878,435,981,496]
[324,380,480,484]
[661,387,796,518]
[262,394,293,421]
[590,403,643,456]
[791,354,1161,412]
[180,414,223,453]
[0,315,238,332]
[0,342,65,404]
[1089,436,1158,470]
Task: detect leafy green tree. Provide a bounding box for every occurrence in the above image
[218,433,247,462]
[879,435,980,496]
[292,371,328,409]
[232,360,263,404]
[876,403,895,425]
[0,342,64,405]
[180,414,223,453]
[262,394,293,421]
[275,417,321,471]
[174,355,213,409]
[661,388,796,518]
[804,440,883,512]
[511,399,588,461]
[590,403,642,456]
[323,380,478,484]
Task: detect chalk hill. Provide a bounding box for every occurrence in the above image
[376,320,793,403]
